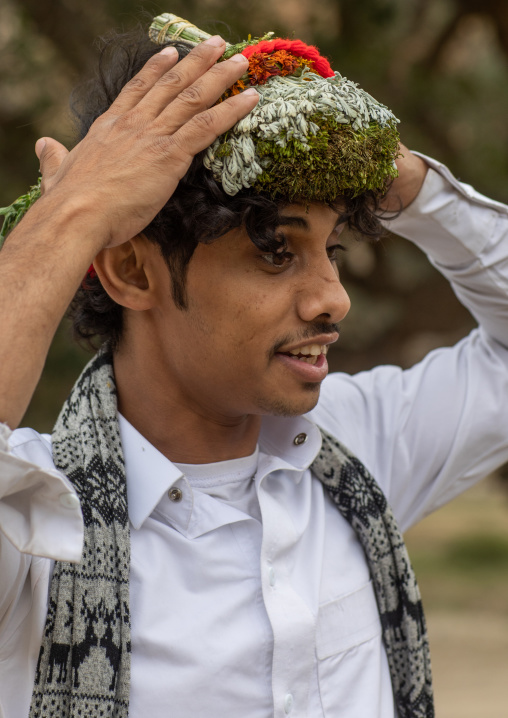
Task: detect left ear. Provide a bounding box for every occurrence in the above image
[92,234,159,311]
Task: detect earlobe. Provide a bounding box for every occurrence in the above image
[93,235,156,311]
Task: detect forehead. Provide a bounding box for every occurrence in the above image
[278,202,343,234]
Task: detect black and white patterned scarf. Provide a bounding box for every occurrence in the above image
[30,349,434,718]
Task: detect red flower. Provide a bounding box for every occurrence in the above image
[242,39,334,79]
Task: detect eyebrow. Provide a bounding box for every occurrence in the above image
[277,214,344,234]
[277,215,310,230]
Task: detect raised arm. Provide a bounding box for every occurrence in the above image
[0,38,257,430]
[312,149,508,531]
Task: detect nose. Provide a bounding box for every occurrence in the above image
[296,257,351,325]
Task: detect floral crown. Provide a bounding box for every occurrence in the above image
[0,13,399,247]
[150,13,400,202]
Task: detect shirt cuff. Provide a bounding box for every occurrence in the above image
[0,423,84,562]
[383,152,508,266]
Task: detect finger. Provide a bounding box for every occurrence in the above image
[167,89,259,173]
[155,53,249,130]
[134,36,231,118]
[108,47,180,116]
[36,138,69,191]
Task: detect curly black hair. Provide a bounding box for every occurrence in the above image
[68,28,390,350]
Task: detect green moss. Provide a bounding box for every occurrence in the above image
[0,176,42,248]
[215,140,233,158]
[254,119,400,201]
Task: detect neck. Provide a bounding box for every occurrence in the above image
[113,343,261,464]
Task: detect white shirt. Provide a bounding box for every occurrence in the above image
[1,157,508,718]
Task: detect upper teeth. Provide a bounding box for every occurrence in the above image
[288,344,328,356]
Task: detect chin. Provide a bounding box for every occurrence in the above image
[257,383,321,417]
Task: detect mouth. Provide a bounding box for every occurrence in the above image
[277,343,330,365]
[274,339,335,383]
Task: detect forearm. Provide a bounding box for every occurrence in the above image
[317,159,508,526]
[0,192,105,428]
[384,156,508,348]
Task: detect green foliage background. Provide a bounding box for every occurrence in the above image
[1,0,508,432]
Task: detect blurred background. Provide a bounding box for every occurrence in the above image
[1,0,508,714]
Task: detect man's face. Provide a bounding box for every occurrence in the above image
[148,202,351,419]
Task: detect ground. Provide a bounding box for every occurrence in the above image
[405,475,508,717]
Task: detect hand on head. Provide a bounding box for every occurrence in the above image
[35,37,258,249]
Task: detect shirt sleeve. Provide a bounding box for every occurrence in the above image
[311,157,508,532]
[388,153,508,349]
[0,423,83,561]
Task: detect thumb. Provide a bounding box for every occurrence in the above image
[35,137,70,191]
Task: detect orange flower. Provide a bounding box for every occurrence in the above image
[229,79,246,96]
[221,50,315,100]
[247,50,307,85]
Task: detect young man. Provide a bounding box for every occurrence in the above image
[0,16,507,718]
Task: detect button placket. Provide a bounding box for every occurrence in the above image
[284,693,294,714]
[268,566,276,587]
[257,462,315,718]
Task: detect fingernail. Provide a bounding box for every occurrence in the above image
[242,88,259,97]
[35,138,47,157]
[160,46,178,57]
[203,35,224,47]
[229,53,248,63]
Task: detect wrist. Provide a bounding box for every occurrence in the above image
[381,146,428,212]
[6,184,109,265]
[38,186,110,254]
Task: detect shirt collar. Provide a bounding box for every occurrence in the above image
[118,411,323,531]
[259,413,322,476]
[119,414,184,530]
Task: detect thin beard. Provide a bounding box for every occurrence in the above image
[255,383,321,417]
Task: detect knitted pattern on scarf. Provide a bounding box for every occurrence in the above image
[312,429,434,717]
[30,348,130,718]
[30,349,434,717]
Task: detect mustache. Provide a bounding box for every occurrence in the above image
[271,322,341,355]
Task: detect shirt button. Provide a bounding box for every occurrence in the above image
[284,693,294,714]
[293,432,307,446]
[168,487,183,502]
[268,566,276,587]
[59,492,80,510]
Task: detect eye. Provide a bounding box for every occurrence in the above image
[260,250,295,268]
[327,243,347,265]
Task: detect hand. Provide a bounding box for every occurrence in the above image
[35,37,258,249]
[381,143,428,212]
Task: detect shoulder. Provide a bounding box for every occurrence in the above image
[310,364,406,427]
[308,365,406,470]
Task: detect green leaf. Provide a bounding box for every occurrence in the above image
[0,177,42,249]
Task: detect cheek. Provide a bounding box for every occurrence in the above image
[229,292,276,350]
[184,264,291,361]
